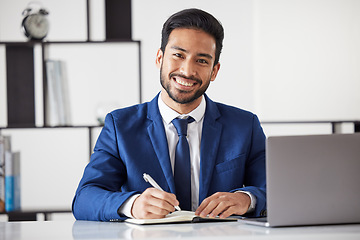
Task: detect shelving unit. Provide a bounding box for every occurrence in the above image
[0,0,137,221]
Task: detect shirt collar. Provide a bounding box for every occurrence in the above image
[158,92,206,125]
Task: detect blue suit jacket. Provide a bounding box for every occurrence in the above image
[72,94,266,221]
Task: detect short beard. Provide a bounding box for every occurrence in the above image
[160,66,211,104]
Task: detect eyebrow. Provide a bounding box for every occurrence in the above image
[171,46,213,60]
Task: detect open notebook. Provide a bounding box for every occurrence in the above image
[124,210,238,225]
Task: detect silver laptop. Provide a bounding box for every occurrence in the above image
[240,133,360,227]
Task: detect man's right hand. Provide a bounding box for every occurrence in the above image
[131,188,179,219]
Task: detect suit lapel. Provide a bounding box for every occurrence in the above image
[147,94,176,193]
[199,95,222,203]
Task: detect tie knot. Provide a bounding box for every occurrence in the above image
[172,117,194,136]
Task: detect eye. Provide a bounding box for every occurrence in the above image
[197,59,209,64]
[173,53,184,59]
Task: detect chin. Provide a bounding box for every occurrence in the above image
[169,91,202,104]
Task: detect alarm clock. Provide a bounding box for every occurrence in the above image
[21,4,49,40]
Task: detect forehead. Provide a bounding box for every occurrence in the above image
[166,28,216,57]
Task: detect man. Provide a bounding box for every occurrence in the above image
[72,8,266,221]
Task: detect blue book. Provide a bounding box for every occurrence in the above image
[5,151,20,212]
[0,135,11,212]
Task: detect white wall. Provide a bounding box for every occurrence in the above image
[132,0,255,111]
[253,0,360,121]
[0,0,359,211]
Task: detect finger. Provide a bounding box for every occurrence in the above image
[132,188,177,219]
[195,199,209,216]
[208,201,230,218]
[151,197,176,213]
[136,208,168,219]
[195,194,216,215]
[150,188,179,205]
[204,196,235,218]
[148,188,179,211]
[198,198,221,218]
[146,188,181,213]
[219,206,238,219]
[140,204,172,218]
[196,192,242,218]
[215,193,250,218]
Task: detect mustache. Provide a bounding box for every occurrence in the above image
[169,73,202,84]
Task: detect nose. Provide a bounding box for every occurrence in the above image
[179,59,196,77]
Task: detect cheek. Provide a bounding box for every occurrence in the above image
[202,70,215,82]
[162,61,179,75]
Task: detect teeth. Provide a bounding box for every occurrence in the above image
[175,78,194,87]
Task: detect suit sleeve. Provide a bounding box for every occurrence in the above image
[72,113,138,221]
[231,114,267,217]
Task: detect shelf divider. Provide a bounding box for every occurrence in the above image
[6,45,36,127]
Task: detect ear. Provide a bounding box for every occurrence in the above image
[155,48,163,69]
[210,62,220,82]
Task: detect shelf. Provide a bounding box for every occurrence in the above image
[0,209,72,221]
[0,125,103,130]
[261,120,360,134]
[0,125,104,157]
[0,41,39,46]
[0,39,140,45]
[43,39,141,44]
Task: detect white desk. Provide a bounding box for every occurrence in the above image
[1,220,360,240]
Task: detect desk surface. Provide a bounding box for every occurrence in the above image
[1,220,360,240]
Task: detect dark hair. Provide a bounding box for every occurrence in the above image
[160,8,224,66]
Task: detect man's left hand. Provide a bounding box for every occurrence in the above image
[195,192,250,219]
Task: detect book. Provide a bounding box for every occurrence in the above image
[5,151,21,212]
[45,60,71,126]
[0,135,11,213]
[0,167,4,212]
[124,210,238,225]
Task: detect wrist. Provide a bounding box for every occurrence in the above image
[236,191,256,213]
[118,194,140,219]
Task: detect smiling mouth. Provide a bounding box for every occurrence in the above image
[170,73,200,88]
[174,78,194,87]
